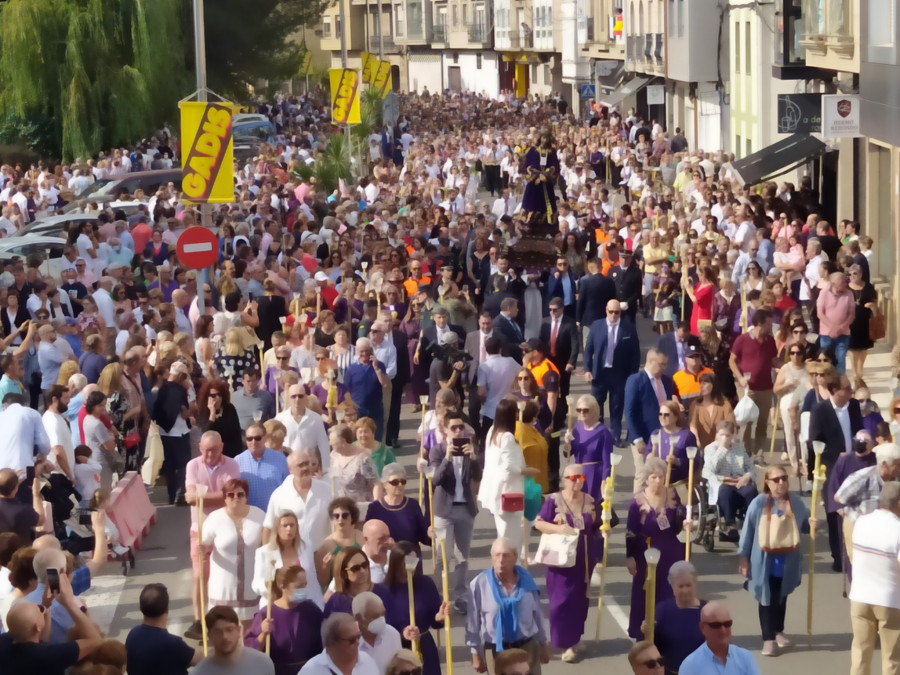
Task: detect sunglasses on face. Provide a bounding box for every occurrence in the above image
[225,492,247,499]
[768,475,788,484]
[517,376,529,381]
[658,412,672,418]
[387,478,408,486]
[246,435,263,442]
[346,561,370,573]
[703,620,734,630]
[209,393,221,399]
[565,474,586,482]
[332,511,352,520]
[790,351,803,356]
[607,310,621,315]
[575,407,590,413]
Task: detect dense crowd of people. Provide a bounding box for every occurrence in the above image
[0,86,897,675]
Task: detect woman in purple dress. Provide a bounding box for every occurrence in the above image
[625,456,687,640]
[244,564,324,675]
[653,561,706,674]
[365,463,432,556]
[647,401,700,502]
[564,394,614,505]
[381,541,448,675]
[400,300,427,404]
[534,463,602,662]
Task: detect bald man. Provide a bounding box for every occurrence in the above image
[679,602,761,674]
[0,571,102,673]
[361,519,394,583]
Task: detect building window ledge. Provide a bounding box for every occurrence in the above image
[826,35,854,58]
[799,35,827,55]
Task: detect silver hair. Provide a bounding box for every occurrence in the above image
[351,590,383,617]
[490,537,518,557]
[322,612,356,647]
[381,462,406,481]
[881,481,900,511]
[639,456,668,485]
[668,560,698,584]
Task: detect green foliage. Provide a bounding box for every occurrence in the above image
[351,86,384,143]
[0,0,191,160]
[293,131,352,195]
[204,0,334,97]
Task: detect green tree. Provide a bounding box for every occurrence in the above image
[204,0,333,96]
[0,0,191,159]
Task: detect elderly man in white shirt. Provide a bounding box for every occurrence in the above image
[299,613,380,675]
[353,592,402,674]
[801,239,825,303]
[275,384,330,469]
[263,450,331,546]
[369,321,397,441]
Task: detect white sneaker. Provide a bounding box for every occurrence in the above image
[561,648,578,663]
[775,632,792,647]
[761,640,777,656]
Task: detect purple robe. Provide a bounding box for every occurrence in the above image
[538,493,601,648]
[323,582,392,617]
[383,576,444,675]
[646,428,700,485]
[244,601,324,675]
[625,492,686,640]
[365,498,431,556]
[400,317,428,401]
[571,423,614,504]
[521,147,560,216]
[654,598,706,673]
[861,411,884,439]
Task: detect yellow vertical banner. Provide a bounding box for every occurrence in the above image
[329,68,361,125]
[361,52,376,84]
[179,101,234,204]
[372,60,392,98]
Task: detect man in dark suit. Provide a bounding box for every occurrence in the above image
[584,299,641,444]
[483,252,525,298]
[576,258,617,335]
[545,257,578,319]
[492,297,524,363]
[482,276,515,319]
[382,311,410,449]
[464,312,494,437]
[415,305,466,382]
[608,248,643,324]
[657,321,703,378]
[624,348,676,492]
[809,373,863,571]
[428,410,482,613]
[539,297,579,400]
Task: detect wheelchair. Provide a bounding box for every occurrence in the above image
[687,478,747,553]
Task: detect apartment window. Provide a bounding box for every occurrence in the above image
[868,0,898,64]
[734,21,740,73]
[323,17,332,37]
[677,0,684,37]
[735,135,742,154]
[477,54,482,69]
[463,4,468,25]
[452,5,458,26]
[453,53,459,63]
[745,22,751,75]
[532,64,538,79]
[336,16,342,38]
[746,138,752,156]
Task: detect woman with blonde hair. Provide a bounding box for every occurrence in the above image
[563,393,614,503]
[214,327,256,390]
[56,360,80,387]
[385,649,423,675]
[252,510,323,610]
[97,362,142,470]
[264,419,289,455]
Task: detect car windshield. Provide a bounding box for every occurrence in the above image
[75,178,115,198]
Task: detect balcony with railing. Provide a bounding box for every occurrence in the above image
[507,29,534,49]
[432,23,448,42]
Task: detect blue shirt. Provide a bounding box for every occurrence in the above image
[344,360,384,414]
[23,567,91,643]
[679,643,761,675]
[235,448,289,510]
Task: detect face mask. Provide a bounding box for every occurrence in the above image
[367,616,387,635]
[290,588,307,604]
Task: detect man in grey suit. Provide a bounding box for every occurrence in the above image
[429,410,482,614]
[464,312,494,438]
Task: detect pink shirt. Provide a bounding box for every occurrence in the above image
[816,287,855,337]
[185,456,241,532]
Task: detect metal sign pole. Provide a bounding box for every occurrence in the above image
[193,0,210,314]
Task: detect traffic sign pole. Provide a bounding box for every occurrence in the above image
[192,0,210,315]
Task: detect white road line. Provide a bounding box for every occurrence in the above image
[183,242,214,253]
[602,593,632,637]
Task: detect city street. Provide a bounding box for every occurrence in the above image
[86,313,874,674]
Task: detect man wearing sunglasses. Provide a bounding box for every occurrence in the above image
[234,422,289,511]
[430,411,482,615]
[679,602,760,674]
[627,640,665,674]
[299,612,379,675]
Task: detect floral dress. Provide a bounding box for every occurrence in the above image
[330,451,380,502]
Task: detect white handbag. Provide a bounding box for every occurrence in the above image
[533,532,579,568]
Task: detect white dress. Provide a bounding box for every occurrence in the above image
[251,542,324,609]
[779,364,810,411]
[201,506,266,620]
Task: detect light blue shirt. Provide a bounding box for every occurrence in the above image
[562,274,574,306]
[38,340,66,389]
[680,643,762,675]
[235,448,289,511]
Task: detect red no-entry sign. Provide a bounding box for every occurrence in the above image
[176,226,219,270]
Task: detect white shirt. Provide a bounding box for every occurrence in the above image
[42,409,74,477]
[0,404,51,476]
[274,408,331,472]
[263,476,332,545]
[372,340,398,379]
[92,289,116,326]
[300,649,380,675]
[801,254,823,302]
[850,508,900,609]
[359,625,403,674]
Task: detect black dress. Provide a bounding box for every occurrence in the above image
[849,283,877,351]
[199,403,244,457]
[255,294,287,349]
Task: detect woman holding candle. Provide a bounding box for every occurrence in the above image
[327,328,356,383]
[625,456,687,640]
[244,564,324,675]
[365,463,431,557]
[253,511,323,609]
[738,465,811,656]
[563,394,614,505]
[534,463,602,662]
[256,278,288,350]
[382,541,448,675]
[648,401,699,503]
[354,416,397,476]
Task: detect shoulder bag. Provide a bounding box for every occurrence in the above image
[757,496,800,554]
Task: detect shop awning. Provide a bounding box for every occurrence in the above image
[598,76,650,109]
[731,134,828,187]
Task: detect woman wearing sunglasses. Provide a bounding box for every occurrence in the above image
[563,394,614,505]
[625,456,688,641]
[196,379,244,459]
[365,463,431,557]
[323,545,391,617]
[315,498,364,588]
[773,343,810,476]
[649,401,699,505]
[737,465,811,656]
[382,542,449,675]
[534,463,602,663]
[199,477,266,628]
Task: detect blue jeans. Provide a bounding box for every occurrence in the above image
[819,335,849,374]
